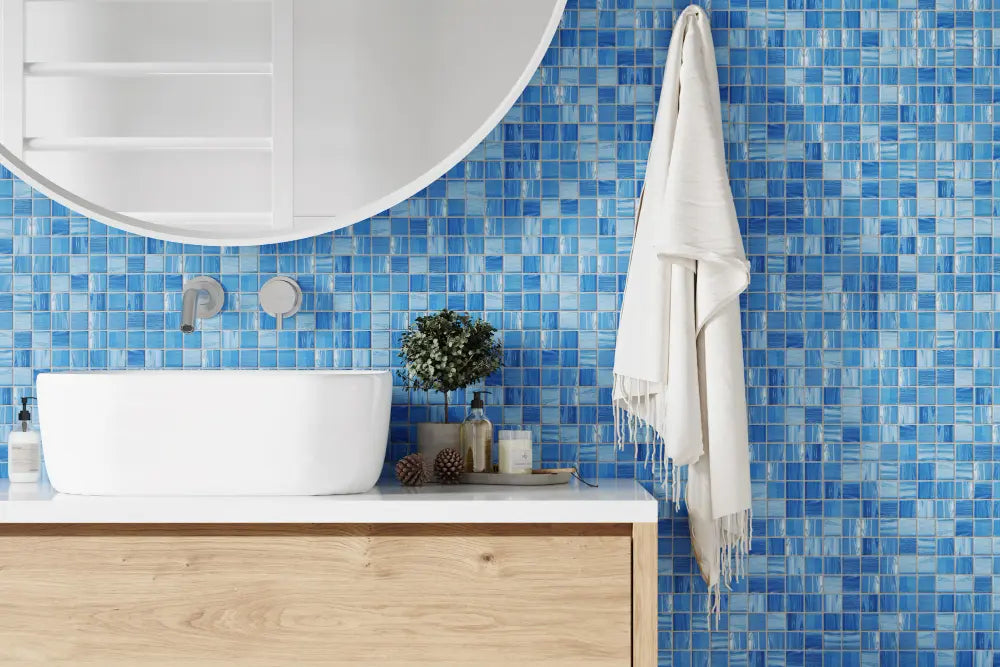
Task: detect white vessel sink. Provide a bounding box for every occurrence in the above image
[36,370,392,496]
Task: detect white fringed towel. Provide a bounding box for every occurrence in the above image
[613,5,752,616]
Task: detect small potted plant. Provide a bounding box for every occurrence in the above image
[398,309,503,472]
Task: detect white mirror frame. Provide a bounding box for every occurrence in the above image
[0,0,566,245]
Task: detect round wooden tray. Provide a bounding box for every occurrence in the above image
[459,471,571,486]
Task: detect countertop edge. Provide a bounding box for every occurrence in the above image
[0,479,660,525]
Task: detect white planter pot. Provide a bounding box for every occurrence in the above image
[417,423,462,481]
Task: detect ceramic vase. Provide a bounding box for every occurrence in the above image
[416,423,462,481]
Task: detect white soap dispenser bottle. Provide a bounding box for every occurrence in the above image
[8,396,41,483]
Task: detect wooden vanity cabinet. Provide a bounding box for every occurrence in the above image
[0,522,656,666]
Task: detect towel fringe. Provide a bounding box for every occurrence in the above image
[708,507,752,622]
[612,373,683,509]
[614,371,751,626]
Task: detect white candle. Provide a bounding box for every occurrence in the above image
[498,430,532,474]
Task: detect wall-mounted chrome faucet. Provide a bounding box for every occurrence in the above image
[180,276,225,333]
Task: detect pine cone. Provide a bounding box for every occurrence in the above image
[434,448,464,484]
[395,453,429,487]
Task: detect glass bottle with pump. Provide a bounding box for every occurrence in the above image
[460,391,493,473]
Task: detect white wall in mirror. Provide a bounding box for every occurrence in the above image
[0,0,566,245]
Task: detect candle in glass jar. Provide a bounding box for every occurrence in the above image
[498,429,532,474]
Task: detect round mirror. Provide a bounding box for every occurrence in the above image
[0,0,565,245]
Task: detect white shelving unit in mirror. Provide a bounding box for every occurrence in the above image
[0,0,565,245]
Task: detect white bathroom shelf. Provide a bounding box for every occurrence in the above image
[23,61,273,76]
[24,137,272,150]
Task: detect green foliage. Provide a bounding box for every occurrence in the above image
[397,309,502,417]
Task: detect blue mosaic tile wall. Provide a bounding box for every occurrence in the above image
[1,0,999,663]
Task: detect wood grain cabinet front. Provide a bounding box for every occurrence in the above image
[0,523,656,666]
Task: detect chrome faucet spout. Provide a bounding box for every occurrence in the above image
[180,288,201,334]
[179,277,224,334]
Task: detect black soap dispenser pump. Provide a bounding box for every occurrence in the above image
[17,397,33,432]
[460,391,493,473]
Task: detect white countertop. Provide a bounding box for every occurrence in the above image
[0,478,658,524]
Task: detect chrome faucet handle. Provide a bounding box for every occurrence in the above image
[180,276,224,333]
[260,276,302,331]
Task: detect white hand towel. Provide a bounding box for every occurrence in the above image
[613,5,752,617]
